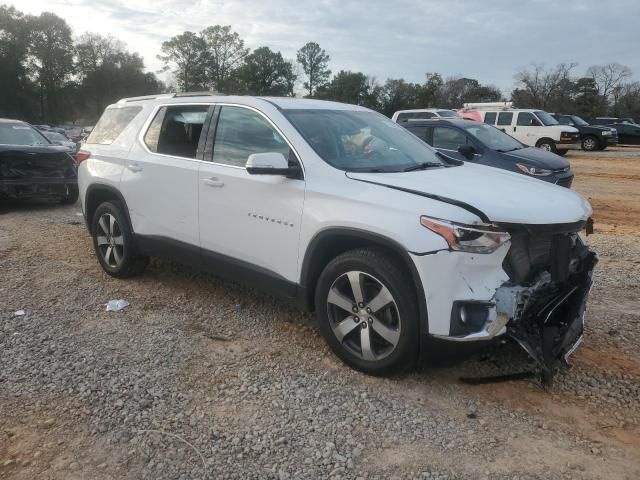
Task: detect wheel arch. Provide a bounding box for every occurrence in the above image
[84,183,133,236]
[299,228,428,336]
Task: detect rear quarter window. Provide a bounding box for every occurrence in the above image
[484,112,497,124]
[86,106,142,145]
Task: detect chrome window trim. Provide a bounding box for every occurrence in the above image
[136,101,305,177]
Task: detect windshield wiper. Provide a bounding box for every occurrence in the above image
[403,161,443,172]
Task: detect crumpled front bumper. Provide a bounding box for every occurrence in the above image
[503,247,597,380]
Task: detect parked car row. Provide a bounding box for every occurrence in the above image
[71,93,597,383]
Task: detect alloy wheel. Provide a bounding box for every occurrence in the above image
[539,143,552,151]
[326,271,401,361]
[583,138,597,150]
[96,213,124,268]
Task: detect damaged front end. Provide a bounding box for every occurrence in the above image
[495,223,597,383]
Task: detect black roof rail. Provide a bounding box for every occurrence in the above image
[173,91,219,97]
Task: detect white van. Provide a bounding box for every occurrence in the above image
[462,104,581,156]
[392,108,459,123]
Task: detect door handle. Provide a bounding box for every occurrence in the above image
[127,163,143,172]
[203,177,224,188]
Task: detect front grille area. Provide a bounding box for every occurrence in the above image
[503,230,578,283]
[556,176,573,188]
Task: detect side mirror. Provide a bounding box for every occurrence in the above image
[457,145,475,160]
[246,152,291,175]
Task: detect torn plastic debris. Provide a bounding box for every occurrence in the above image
[106,299,129,312]
[14,309,26,316]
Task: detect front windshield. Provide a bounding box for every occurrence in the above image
[437,110,459,118]
[571,116,589,126]
[284,109,445,172]
[0,124,50,146]
[464,123,522,152]
[44,132,66,142]
[534,111,559,126]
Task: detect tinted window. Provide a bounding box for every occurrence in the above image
[555,115,572,125]
[406,126,428,141]
[144,105,208,159]
[432,127,468,150]
[0,123,49,146]
[517,112,536,126]
[464,123,522,152]
[497,112,513,126]
[484,112,497,124]
[87,106,141,144]
[212,106,290,167]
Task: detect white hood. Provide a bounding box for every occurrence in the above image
[346,163,592,225]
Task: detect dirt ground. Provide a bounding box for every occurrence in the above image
[1,147,639,479]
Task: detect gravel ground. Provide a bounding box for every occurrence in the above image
[1,152,639,479]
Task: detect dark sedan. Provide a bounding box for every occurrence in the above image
[611,122,640,145]
[402,119,574,188]
[0,119,78,204]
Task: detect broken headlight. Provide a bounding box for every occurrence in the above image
[420,216,510,254]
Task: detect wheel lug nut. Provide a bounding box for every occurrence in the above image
[366,307,371,313]
[361,322,367,329]
[352,306,358,313]
[368,317,373,323]
[358,302,365,308]
[353,316,359,322]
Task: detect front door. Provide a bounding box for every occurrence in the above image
[512,111,538,146]
[198,105,305,285]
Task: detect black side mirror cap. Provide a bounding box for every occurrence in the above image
[457,145,475,160]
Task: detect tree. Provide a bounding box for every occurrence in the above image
[315,70,380,108]
[587,63,632,101]
[0,5,36,119]
[296,42,331,97]
[572,77,600,118]
[27,12,75,122]
[75,34,163,120]
[200,25,248,92]
[378,78,423,117]
[158,31,206,92]
[512,63,577,109]
[238,47,296,96]
[435,77,502,108]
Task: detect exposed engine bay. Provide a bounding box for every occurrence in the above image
[495,226,597,383]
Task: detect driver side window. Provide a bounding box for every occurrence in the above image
[432,127,468,150]
[516,112,536,126]
[212,106,290,167]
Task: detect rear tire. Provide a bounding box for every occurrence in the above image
[60,185,79,205]
[535,138,557,153]
[581,135,599,151]
[91,201,148,278]
[314,248,420,375]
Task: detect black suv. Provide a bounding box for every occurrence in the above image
[402,119,574,188]
[551,114,617,151]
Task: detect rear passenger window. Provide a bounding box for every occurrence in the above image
[517,112,536,126]
[483,112,497,124]
[497,112,513,126]
[407,126,428,141]
[144,105,209,159]
[432,127,468,150]
[86,106,141,145]
[212,106,290,167]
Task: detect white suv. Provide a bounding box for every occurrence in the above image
[78,93,597,380]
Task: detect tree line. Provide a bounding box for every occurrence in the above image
[1,4,639,124]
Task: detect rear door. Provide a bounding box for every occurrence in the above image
[197,104,305,285]
[617,124,640,145]
[429,126,473,162]
[120,104,212,246]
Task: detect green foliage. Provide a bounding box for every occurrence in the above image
[158,31,207,92]
[200,25,248,92]
[296,42,331,97]
[238,46,296,96]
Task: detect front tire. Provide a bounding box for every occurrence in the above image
[314,248,420,375]
[535,138,557,153]
[556,149,568,157]
[581,135,599,151]
[91,201,148,278]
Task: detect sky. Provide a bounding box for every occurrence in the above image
[10,0,640,93]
